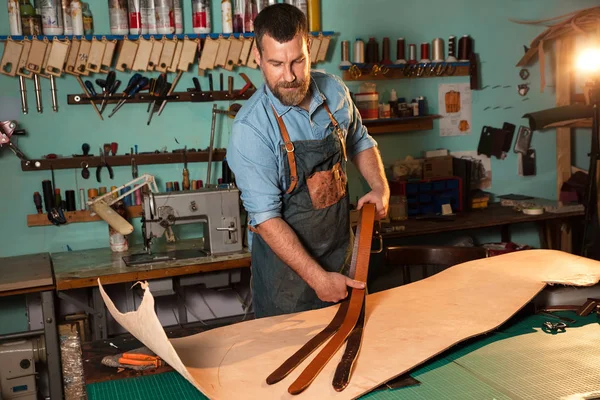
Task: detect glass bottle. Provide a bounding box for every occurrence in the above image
[82,2,93,35]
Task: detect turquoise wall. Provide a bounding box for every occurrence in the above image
[0,0,595,258]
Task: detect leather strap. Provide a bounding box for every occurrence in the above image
[266,298,350,385]
[287,203,376,395]
[332,294,365,391]
[272,106,298,194]
[323,103,347,161]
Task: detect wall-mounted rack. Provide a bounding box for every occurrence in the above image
[21,149,226,171]
[0,31,335,42]
[340,62,470,81]
[67,89,255,105]
[364,115,441,134]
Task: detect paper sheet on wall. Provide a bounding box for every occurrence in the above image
[450,150,492,189]
[439,83,472,136]
[99,250,600,399]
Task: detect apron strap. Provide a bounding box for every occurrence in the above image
[272,106,298,194]
[323,103,347,161]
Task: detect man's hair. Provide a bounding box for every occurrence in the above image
[254,3,308,55]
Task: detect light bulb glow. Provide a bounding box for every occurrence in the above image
[577,48,600,73]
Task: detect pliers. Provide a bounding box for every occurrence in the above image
[96,147,114,182]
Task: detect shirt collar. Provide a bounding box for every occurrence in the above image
[266,73,325,117]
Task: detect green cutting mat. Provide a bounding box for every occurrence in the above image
[87,314,600,400]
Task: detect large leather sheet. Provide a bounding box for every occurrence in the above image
[99,250,600,399]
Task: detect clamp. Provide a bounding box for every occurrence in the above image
[96,147,114,182]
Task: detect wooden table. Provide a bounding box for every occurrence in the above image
[0,253,63,400]
[52,239,251,341]
[381,204,584,249]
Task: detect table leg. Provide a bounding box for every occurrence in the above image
[41,291,64,400]
[174,278,188,325]
[537,221,549,249]
[91,287,108,340]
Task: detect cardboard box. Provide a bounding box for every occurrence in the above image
[423,156,454,179]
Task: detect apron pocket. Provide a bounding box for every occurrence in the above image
[306,162,347,210]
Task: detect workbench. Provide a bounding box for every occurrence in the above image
[0,253,63,400]
[85,311,600,400]
[382,203,584,250]
[51,239,251,340]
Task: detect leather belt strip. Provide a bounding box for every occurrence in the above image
[266,203,376,394]
[272,106,298,194]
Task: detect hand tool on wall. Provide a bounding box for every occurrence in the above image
[147,73,167,125]
[111,142,118,156]
[108,74,148,118]
[47,166,67,225]
[49,75,58,112]
[97,70,116,115]
[96,147,114,183]
[33,74,42,113]
[33,192,43,214]
[18,76,28,114]
[0,120,29,162]
[156,70,183,116]
[75,75,104,120]
[182,146,190,190]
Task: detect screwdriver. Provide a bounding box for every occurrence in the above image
[85,80,98,97]
[98,71,116,115]
[146,78,157,112]
[108,74,147,118]
[147,73,166,120]
[182,146,190,190]
[33,192,43,214]
[75,75,103,120]
[157,70,183,116]
[148,80,170,125]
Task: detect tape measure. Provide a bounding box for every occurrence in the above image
[523,207,544,216]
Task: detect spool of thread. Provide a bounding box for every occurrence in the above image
[232,0,243,33]
[88,188,98,201]
[408,44,417,64]
[381,37,391,65]
[340,40,352,67]
[197,180,204,188]
[366,37,379,64]
[42,180,54,212]
[191,180,197,190]
[432,38,444,62]
[154,0,174,34]
[458,35,472,62]
[447,35,457,61]
[174,181,180,191]
[111,186,118,199]
[120,187,132,206]
[70,0,83,36]
[221,0,233,34]
[395,38,406,64]
[55,189,62,209]
[128,0,141,34]
[173,0,183,34]
[99,187,107,195]
[307,0,320,32]
[192,0,211,34]
[420,42,430,63]
[79,188,86,210]
[65,190,76,211]
[166,181,173,192]
[353,38,365,64]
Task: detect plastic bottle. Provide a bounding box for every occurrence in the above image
[244,0,257,33]
[307,0,320,32]
[154,0,174,34]
[221,0,233,34]
[61,0,72,35]
[127,0,141,34]
[41,0,64,35]
[173,0,183,34]
[140,0,156,34]
[411,99,419,116]
[70,0,83,35]
[8,0,23,36]
[192,0,211,34]
[108,0,129,35]
[20,0,41,36]
[82,2,93,35]
[388,88,398,117]
[232,0,243,33]
[418,96,427,116]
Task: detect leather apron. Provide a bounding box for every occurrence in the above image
[251,103,353,318]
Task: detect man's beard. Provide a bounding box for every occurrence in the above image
[269,77,311,106]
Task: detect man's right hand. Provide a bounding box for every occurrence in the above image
[313,271,365,303]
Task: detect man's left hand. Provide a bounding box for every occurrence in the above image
[357,189,389,220]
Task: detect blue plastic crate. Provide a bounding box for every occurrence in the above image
[433,181,446,191]
[406,183,419,194]
[419,182,432,191]
[419,194,432,202]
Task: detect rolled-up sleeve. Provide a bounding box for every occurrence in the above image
[344,86,377,160]
[228,120,282,226]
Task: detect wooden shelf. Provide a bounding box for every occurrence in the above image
[341,62,470,81]
[21,149,226,171]
[27,205,143,227]
[364,115,440,134]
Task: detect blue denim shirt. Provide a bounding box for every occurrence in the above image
[227,71,377,232]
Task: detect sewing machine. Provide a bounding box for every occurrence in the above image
[122,186,243,266]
